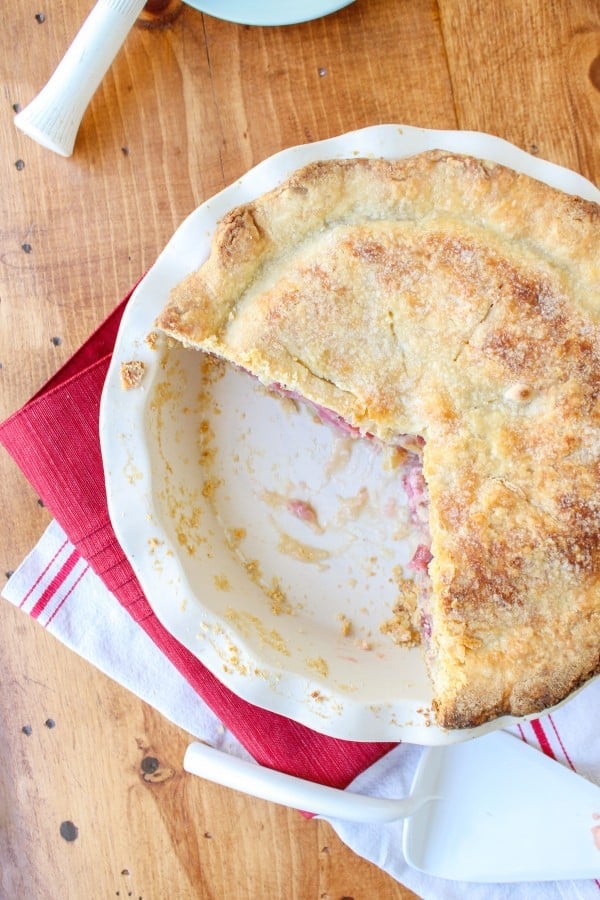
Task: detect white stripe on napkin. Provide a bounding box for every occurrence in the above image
[3,520,248,759]
[3,519,599,899]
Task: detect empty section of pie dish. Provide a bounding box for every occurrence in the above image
[99,125,600,744]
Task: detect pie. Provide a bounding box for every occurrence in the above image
[155,149,600,730]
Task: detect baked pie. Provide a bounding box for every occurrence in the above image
[155,150,600,729]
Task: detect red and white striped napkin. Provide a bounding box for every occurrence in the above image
[1,290,599,897]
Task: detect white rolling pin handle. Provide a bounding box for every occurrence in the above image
[183,741,432,824]
[14,0,146,157]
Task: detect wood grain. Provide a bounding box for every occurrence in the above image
[438,0,600,181]
[1,0,598,897]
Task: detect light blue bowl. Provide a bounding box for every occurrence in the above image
[186,0,356,27]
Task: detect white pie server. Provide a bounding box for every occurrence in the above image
[184,730,600,882]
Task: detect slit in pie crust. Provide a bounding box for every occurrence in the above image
[155,150,600,729]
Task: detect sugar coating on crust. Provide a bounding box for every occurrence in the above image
[156,150,600,729]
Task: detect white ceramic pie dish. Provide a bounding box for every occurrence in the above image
[100,125,600,744]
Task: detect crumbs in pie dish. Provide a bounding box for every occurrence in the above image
[120,359,146,390]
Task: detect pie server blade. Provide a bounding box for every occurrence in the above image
[184,730,600,882]
[402,729,600,882]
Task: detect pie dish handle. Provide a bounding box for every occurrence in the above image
[183,741,434,823]
[14,0,146,157]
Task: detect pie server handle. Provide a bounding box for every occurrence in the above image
[183,741,435,823]
[14,0,146,157]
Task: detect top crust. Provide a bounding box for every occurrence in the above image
[156,150,600,729]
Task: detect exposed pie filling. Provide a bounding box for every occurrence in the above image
[272,382,434,639]
[156,150,600,729]
[270,386,437,658]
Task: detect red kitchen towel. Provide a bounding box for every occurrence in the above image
[0,284,396,786]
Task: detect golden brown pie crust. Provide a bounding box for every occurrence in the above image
[156,150,600,729]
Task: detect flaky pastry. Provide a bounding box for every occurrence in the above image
[156,150,600,729]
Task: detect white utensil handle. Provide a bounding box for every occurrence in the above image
[184,742,431,823]
[14,0,146,157]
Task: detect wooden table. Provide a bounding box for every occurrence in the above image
[1,2,598,896]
